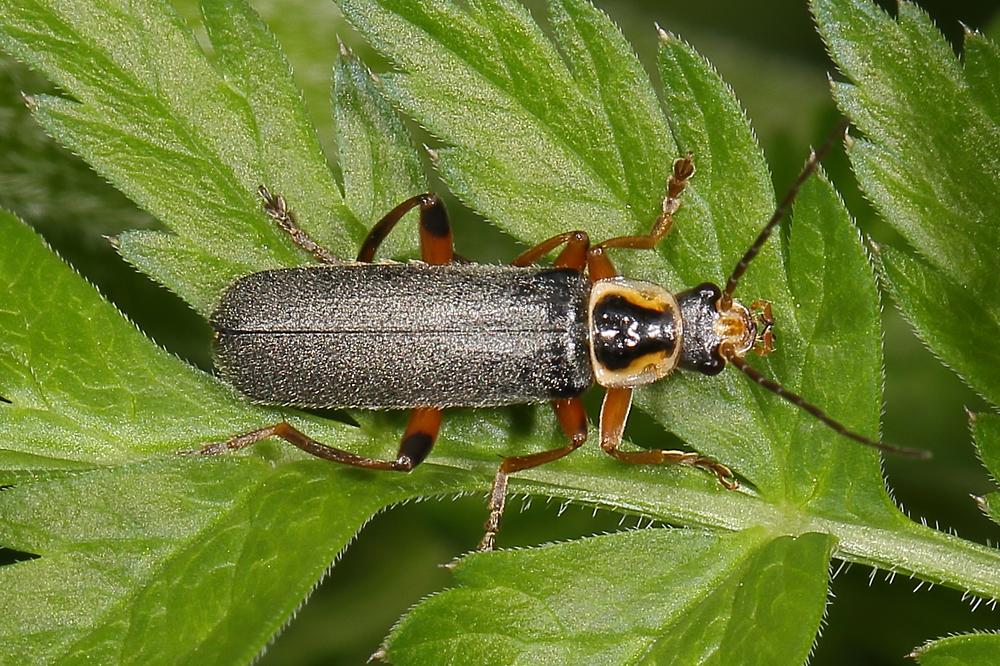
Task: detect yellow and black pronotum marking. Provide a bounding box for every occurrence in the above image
[202,122,927,553]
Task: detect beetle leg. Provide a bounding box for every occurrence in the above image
[396,407,444,468]
[357,194,453,264]
[598,387,738,490]
[587,246,620,282]
[595,154,695,251]
[512,230,590,270]
[516,156,692,277]
[478,397,588,552]
[196,409,442,473]
[258,186,338,264]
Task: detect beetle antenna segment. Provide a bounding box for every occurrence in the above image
[720,345,930,459]
[722,119,850,304]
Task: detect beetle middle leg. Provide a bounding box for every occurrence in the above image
[197,408,443,472]
[479,397,589,552]
[474,229,593,551]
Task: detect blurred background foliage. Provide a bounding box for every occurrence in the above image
[0,0,997,663]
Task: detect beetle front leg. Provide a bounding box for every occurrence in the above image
[595,154,694,252]
[598,387,738,489]
[599,153,694,250]
[478,397,588,552]
[196,408,442,473]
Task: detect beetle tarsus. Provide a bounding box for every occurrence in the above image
[478,466,509,552]
[258,185,338,264]
[688,455,738,490]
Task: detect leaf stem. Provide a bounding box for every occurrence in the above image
[486,464,1000,601]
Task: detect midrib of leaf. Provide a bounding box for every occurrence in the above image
[495,456,1000,599]
[401,397,1000,600]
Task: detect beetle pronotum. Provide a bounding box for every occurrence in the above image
[200,124,925,551]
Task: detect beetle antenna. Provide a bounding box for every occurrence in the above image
[721,346,930,459]
[722,119,850,304]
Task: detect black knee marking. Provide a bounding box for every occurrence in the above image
[420,195,450,238]
[397,431,435,469]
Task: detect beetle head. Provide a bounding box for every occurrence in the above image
[676,283,771,376]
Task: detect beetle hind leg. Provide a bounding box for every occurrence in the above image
[358,193,453,264]
[195,408,443,473]
[258,186,338,264]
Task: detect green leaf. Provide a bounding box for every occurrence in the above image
[386,529,834,665]
[911,633,1000,666]
[5,0,1000,661]
[813,0,1000,404]
[0,54,213,365]
[652,33,888,507]
[115,34,426,313]
[971,412,1000,527]
[973,412,1000,482]
[877,246,1000,407]
[184,0,344,157]
[332,0,1000,659]
[0,211,287,477]
[0,0,357,314]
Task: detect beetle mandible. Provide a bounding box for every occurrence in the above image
[200,125,924,551]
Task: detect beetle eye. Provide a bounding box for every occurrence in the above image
[701,348,726,376]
